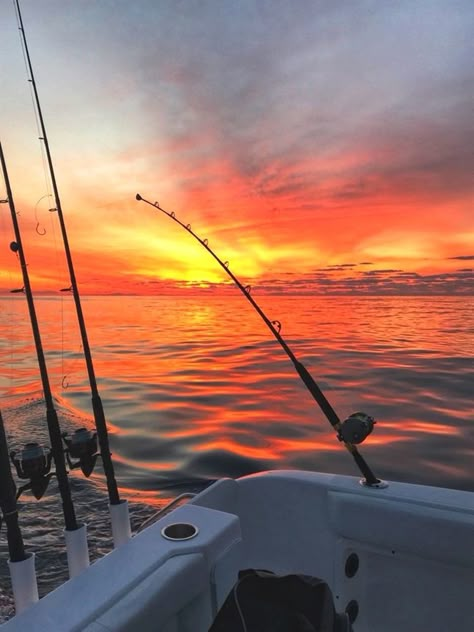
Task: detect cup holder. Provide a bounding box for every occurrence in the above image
[161,522,199,541]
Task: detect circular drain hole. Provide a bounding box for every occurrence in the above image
[345,553,359,578]
[345,600,359,623]
[161,522,199,541]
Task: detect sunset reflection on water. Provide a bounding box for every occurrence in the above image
[0,294,473,500]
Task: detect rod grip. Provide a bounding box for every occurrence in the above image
[8,552,39,615]
[64,523,89,578]
[110,499,132,547]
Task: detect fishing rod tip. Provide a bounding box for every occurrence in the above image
[135,193,142,201]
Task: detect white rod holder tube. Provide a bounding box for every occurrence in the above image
[8,552,39,615]
[64,523,89,578]
[110,499,131,547]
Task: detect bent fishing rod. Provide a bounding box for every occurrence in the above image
[14,1,127,534]
[136,193,380,487]
[0,143,79,531]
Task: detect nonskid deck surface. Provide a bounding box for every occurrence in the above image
[3,470,474,631]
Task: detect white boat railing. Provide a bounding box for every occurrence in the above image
[136,493,196,533]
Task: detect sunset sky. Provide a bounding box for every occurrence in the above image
[0,0,472,295]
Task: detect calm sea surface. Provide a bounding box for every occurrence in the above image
[0,294,473,616]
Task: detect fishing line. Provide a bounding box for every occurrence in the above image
[14,1,128,540]
[45,196,71,391]
[0,182,20,392]
[137,193,380,486]
[60,342,84,391]
[39,195,68,391]
[13,0,53,211]
[14,0,67,388]
[33,195,50,237]
[0,141,79,531]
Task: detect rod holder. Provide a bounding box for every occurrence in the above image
[64,523,89,578]
[8,552,39,615]
[161,522,199,541]
[110,499,131,548]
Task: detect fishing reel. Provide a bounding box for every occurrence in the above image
[62,428,98,477]
[338,412,375,445]
[11,442,54,500]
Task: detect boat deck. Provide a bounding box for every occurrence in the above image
[3,471,474,631]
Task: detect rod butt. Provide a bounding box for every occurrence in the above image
[8,552,39,615]
[110,499,131,547]
[64,523,89,578]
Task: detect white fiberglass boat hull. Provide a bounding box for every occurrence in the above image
[3,470,474,631]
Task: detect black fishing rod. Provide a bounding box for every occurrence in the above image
[0,409,39,613]
[0,141,78,530]
[14,0,122,511]
[136,193,380,486]
[0,409,26,563]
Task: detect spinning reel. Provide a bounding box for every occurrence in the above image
[11,443,53,500]
[338,412,376,445]
[62,428,98,477]
[11,428,99,500]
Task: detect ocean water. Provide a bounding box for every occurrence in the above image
[0,293,473,617]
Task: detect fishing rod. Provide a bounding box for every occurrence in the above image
[136,193,381,487]
[14,0,130,544]
[0,409,38,614]
[0,141,89,577]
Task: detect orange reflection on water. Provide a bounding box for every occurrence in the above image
[111,453,180,473]
[403,420,460,436]
[160,427,217,440]
[381,419,460,437]
[196,439,280,461]
[1,294,472,494]
[272,437,340,454]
